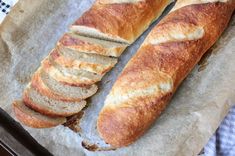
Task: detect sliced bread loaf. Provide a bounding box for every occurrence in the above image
[13,101,66,128]
[51,48,117,75]
[58,33,126,57]
[70,0,171,44]
[23,85,86,117]
[42,57,103,87]
[31,68,98,102]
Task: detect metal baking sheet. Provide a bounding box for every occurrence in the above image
[0,108,52,156]
[0,0,235,156]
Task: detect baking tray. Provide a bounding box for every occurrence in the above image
[1,1,234,155]
[0,108,52,155]
[0,2,175,155]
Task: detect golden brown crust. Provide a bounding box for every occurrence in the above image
[98,93,172,147]
[72,0,172,43]
[97,2,235,147]
[13,101,66,128]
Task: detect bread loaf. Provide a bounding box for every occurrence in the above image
[97,0,235,147]
[12,0,172,128]
[70,0,173,44]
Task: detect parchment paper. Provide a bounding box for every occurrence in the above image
[0,0,235,156]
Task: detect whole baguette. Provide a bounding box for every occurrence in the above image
[97,0,235,148]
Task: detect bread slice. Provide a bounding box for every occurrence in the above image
[51,47,117,75]
[42,57,103,87]
[23,85,86,117]
[70,26,129,44]
[13,101,66,128]
[58,33,126,57]
[31,68,98,102]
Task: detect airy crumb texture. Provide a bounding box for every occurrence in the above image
[31,68,98,102]
[13,101,66,128]
[58,33,126,57]
[51,48,117,75]
[23,85,86,117]
[42,57,103,87]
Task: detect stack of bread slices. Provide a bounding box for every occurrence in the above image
[13,31,128,128]
[13,0,173,128]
